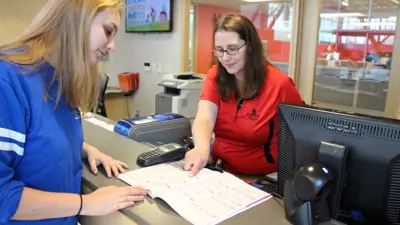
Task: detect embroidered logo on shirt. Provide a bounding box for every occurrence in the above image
[247,108,259,121]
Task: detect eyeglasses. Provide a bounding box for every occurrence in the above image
[212,44,246,57]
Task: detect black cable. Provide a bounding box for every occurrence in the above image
[125,95,131,118]
[273,196,284,209]
[271,192,284,209]
[272,192,283,199]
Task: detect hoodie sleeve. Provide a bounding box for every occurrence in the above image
[0,77,26,223]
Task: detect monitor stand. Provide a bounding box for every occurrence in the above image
[318,141,348,220]
[283,141,348,225]
[284,177,332,225]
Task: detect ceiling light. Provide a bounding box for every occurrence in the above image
[389,0,399,4]
[350,22,396,26]
[341,1,349,6]
[242,0,272,2]
[320,13,365,18]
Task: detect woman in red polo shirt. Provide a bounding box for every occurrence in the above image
[184,13,303,176]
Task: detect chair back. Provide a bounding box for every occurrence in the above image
[96,73,109,117]
[98,73,109,104]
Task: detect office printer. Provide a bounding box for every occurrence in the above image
[155,73,204,120]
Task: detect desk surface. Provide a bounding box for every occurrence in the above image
[81,115,291,225]
[105,87,132,97]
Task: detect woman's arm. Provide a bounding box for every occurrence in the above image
[184,100,218,176]
[192,100,218,154]
[191,67,220,155]
[184,67,221,176]
[81,142,129,177]
[12,188,81,220]
[11,185,147,221]
[82,141,95,154]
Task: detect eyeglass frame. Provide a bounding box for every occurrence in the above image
[212,43,246,57]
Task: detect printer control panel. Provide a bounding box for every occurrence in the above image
[175,74,203,80]
[158,80,184,88]
[157,73,205,90]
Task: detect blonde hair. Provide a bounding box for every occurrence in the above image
[0,0,123,111]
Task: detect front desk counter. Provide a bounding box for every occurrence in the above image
[79,115,342,225]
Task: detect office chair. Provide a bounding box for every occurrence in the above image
[96,73,109,117]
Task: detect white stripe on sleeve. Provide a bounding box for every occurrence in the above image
[0,141,24,156]
[0,128,26,143]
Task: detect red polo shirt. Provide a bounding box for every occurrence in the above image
[200,64,303,175]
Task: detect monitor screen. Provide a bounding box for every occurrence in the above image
[277,103,400,225]
[126,0,173,33]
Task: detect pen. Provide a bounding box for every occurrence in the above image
[243,179,252,185]
[215,158,223,169]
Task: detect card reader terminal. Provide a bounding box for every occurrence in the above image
[137,143,187,167]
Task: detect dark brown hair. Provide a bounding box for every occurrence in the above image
[214,13,269,100]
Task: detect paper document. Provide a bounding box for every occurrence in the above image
[84,117,114,132]
[118,161,271,225]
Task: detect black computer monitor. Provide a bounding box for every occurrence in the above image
[277,103,400,225]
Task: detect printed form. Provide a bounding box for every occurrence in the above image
[118,161,272,225]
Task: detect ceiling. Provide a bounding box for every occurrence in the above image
[191,0,399,17]
[322,0,399,16]
[191,0,291,10]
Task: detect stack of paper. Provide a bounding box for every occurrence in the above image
[84,116,115,132]
[118,161,271,225]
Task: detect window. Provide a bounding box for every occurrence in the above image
[313,0,398,115]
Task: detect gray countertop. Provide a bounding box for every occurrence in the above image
[81,114,291,225]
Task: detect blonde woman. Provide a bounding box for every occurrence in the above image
[0,0,146,224]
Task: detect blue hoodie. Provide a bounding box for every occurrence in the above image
[0,60,83,225]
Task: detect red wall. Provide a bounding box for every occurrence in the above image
[195,4,289,74]
[196,4,234,74]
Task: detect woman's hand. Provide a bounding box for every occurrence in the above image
[81,186,147,216]
[184,148,210,177]
[85,144,128,178]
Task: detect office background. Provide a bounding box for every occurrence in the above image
[1,0,400,120]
